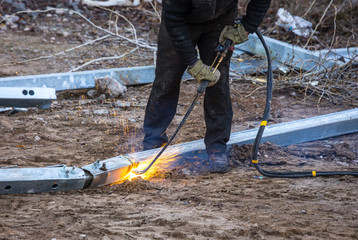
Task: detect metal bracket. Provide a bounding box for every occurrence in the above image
[82,155,134,188]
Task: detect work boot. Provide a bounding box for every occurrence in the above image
[209,152,230,173]
[143,142,167,151]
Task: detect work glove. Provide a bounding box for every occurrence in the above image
[187,59,221,87]
[219,22,248,45]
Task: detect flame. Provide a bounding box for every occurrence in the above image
[97,98,184,183]
[122,145,182,181]
[125,171,140,181]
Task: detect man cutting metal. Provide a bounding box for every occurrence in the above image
[143,0,271,173]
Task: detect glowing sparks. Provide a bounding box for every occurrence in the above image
[101,99,184,184]
[122,145,183,182]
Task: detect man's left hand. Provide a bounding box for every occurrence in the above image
[219,23,248,45]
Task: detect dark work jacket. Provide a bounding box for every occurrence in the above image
[163,0,271,65]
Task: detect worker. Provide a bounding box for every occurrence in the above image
[143,0,271,173]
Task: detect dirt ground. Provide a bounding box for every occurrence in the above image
[1,2,358,240]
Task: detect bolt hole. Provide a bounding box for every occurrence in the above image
[5,185,11,190]
[29,90,35,96]
[22,90,28,95]
[51,183,58,189]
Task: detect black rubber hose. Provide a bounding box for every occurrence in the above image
[251,30,358,178]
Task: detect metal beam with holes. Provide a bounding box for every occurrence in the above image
[0,166,91,194]
[0,108,357,194]
[0,87,56,109]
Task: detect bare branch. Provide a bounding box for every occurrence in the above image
[301,0,317,18]
[11,8,157,51]
[148,0,161,21]
[70,47,139,72]
[95,6,138,42]
[304,0,334,49]
[82,0,140,7]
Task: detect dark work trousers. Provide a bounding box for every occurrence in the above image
[143,20,233,154]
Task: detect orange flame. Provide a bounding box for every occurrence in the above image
[123,145,182,181]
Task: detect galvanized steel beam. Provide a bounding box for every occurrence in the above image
[0,63,263,92]
[237,35,357,72]
[0,66,157,91]
[0,166,90,194]
[0,87,56,109]
[129,108,358,171]
[237,35,322,71]
[314,48,358,62]
[1,109,357,194]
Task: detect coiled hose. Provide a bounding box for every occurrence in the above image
[252,30,358,178]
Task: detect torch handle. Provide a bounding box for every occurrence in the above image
[197,80,209,93]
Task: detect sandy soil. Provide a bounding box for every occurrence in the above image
[1,137,357,240]
[1,3,358,240]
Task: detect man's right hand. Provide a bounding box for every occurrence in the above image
[187,60,221,87]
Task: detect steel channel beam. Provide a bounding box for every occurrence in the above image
[128,108,358,171]
[0,166,90,194]
[0,63,263,92]
[1,109,357,193]
[0,66,192,91]
[237,35,349,72]
[314,48,358,62]
[0,66,157,91]
[88,108,358,187]
[0,87,56,109]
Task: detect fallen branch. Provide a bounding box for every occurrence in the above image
[229,51,358,106]
[70,47,139,72]
[82,0,140,7]
[301,0,317,18]
[1,7,157,70]
[96,6,138,42]
[304,0,334,49]
[147,0,161,21]
[12,8,157,51]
